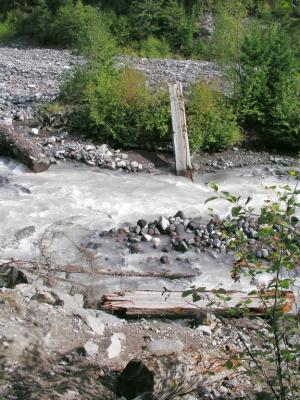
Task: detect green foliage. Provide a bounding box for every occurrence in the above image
[209,0,248,65]
[126,0,194,56]
[0,14,15,43]
[187,79,242,152]
[139,36,171,58]
[194,169,300,398]
[62,65,171,149]
[238,22,300,149]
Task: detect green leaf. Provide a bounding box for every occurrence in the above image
[278,279,290,289]
[288,170,298,177]
[205,196,219,204]
[225,360,233,370]
[208,182,219,192]
[232,206,242,217]
[245,196,252,205]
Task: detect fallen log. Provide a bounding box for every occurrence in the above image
[0,260,198,280]
[0,124,50,172]
[100,289,295,318]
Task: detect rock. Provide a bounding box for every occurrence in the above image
[196,325,212,336]
[174,210,185,220]
[142,234,153,242]
[31,290,64,306]
[129,243,143,254]
[85,144,96,151]
[187,220,199,231]
[117,160,127,168]
[160,255,169,264]
[261,248,269,258]
[131,161,139,169]
[76,310,105,335]
[98,144,108,153]
[213,238,221,248]
[137,219,148,228]
[83,340,98,357]
[30,127,39,135]
[147,339,184,356]
[173,240,188,252]
[107,332,126,359]
[157,216,170,233]
[152,238,161,249]
[192,162,201,172]
[175,223,186,237]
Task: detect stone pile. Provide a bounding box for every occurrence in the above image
[39,134,151,171]
[100,210,275,258]
[116,56,222,91]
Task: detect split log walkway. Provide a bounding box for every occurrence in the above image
[101,289,295,317]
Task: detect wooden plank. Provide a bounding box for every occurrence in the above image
[169,83,193,180]
[100,289,295,317]
[0,124,50,172]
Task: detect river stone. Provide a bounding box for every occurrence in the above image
[152,238,161,248]
[196,325,212,336]
[83,340,99,357]
[157,216,170,233]
[77,310,105,335]
[147,339,184,356]
[117,160,127,168]
[137,219,148,228]
[160,255,169,264]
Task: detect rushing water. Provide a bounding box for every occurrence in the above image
[0,156,298,294]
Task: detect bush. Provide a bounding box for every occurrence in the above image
[238,22,300,149]
[187,79,242,152]
[0,15,15,43]
[62,64,171,149]
[139,36,171,58]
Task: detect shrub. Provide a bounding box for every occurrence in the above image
[0,15,15,43]
[238,22,300,150]
[139,36,171,58]
[198,171,300,399]
[187,79,242,152]
[62,64,171,149]
[9,0,51,43]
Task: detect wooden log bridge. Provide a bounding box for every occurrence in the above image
[0,124,50,172]
[100,289,295,318]
[169,82,193,180]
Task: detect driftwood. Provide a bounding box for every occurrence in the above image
[0,260,198,280]
[101,289,295,318]
[0,124,50,172]
[117,355,200,400]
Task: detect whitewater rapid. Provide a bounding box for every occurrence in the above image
[0,157,298,293]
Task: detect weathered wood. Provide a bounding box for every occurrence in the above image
[101,289,295,317]
[0,124,50,172]
[169,83,193,180]
[0,260,198,280]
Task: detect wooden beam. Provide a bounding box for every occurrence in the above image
[0,124,50,172]
[100,289,295,318]
[169,83,193,180]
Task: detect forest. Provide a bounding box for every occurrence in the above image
[0,0,299,151]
